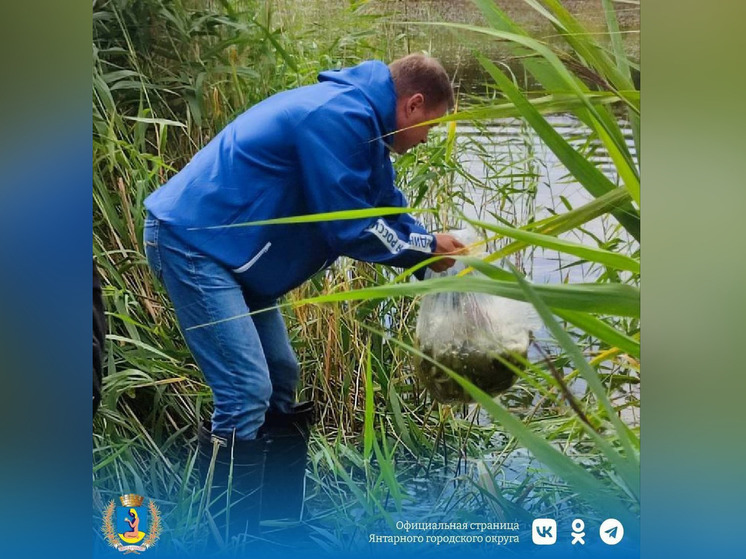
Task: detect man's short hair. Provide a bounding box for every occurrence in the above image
[388,54,454,110]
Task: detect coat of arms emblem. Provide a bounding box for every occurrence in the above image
[101,494,162,554]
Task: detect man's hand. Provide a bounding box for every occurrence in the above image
[430,233,467,272]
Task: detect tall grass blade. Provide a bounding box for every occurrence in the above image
[554,309,640,358]
[193,206,434,229]
[431,91,634,124]
[600,0,641,156]
[190,274,640,331]
[363,343,374,464]
[464,216,639,273]
[373,418,405,511]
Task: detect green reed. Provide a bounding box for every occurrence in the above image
[93,0,640,552]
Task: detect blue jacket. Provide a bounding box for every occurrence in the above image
[144,60,435,300]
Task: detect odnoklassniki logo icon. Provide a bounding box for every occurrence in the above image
[101,494,162,554]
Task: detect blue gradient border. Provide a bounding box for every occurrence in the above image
[5,0,746,557]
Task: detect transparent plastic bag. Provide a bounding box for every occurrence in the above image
[415,229,540,403]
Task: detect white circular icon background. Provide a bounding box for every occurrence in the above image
[599,518,624,545]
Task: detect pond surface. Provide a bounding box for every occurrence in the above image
[455,115,637,285]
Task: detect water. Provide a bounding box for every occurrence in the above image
[449,115,637,285]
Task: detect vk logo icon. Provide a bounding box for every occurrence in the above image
[532,519,557,545]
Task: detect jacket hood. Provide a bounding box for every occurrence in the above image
[318,61,397,137]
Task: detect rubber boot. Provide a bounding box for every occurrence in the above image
[258,401,316,522]
[197,422,268,542]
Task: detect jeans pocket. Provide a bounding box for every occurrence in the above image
[143,221,162,281]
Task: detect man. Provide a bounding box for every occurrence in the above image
[143,54,464,536]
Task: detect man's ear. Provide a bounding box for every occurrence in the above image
[407,93,425,115]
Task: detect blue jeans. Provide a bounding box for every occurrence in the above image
[143,215,299,440]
